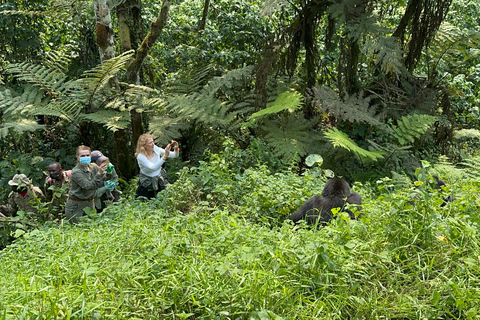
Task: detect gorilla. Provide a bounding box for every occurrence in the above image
[287,178,363,226]
[432,175,453,207]
[407,175,453,207]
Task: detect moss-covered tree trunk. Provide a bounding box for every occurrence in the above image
[94,0,115,62]
[112,0,171,179]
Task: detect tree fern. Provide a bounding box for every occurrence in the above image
[153,66,255,133]
[310,86,384,128]
[262,114,316,162]
[324,127,385,162]
[390,113,438,145]
[0,50,158,133]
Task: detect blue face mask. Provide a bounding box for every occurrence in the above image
[80,156,91,165]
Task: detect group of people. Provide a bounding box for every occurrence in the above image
[0,134,179,224]
[0,148,120,223]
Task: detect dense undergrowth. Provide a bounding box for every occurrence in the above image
[1,149,480,319]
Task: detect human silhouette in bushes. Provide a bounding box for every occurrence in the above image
[0,174,45,216]
[44,162,71,217]
[91,150,120,212]
[287,178,362,226]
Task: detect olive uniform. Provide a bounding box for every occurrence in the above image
[65,163,104,223]
[0,174,45,216]
[94,167,120,211]
[4,186,45,215]
[44,170,71,216]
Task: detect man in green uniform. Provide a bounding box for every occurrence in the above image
[44,162,71,217]
[0,174,45,216]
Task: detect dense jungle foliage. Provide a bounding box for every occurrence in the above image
[1,0,480,318]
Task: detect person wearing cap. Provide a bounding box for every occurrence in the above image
[135,134,180,199]
[44,162,71,217]
[91,150,120,212]
[65,145,107,223]
[0,174,45,216]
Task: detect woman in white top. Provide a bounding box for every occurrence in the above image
[135,134,179,199]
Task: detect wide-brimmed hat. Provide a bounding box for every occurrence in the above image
[8,174,31,186]
[91,150,108,163]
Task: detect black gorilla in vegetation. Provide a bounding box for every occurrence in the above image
[408,175,453,207]
[432,175,453,207]
[287,178,363,226]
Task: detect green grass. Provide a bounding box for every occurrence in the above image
[1,155,480,319]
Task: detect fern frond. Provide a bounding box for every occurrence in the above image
[454,128,480,141]
[167,64,219,94]
[81,110,130,132]
[141,97,166,112]
[4,62,68,98]
[148,116,189,143]
[44,50,71,72]
[0,120,44,137]
[325,127,385,162]
[165,66,255,128]
[262,114,314,161]
[43,100,83,122]
[248,90,302,122]
[310,86,384,127]
[77,50,134,95]
[0,85,48,119]
[390,114,437,145]
[367,35,405,74]
[431,22,480,63]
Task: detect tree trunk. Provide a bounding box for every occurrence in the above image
[93,0,115,62]
[392,0,453,71]
[126,0,171,153]
[254,39,281,111]
[115,0,143,179]
[197,0,210,31]
[108,0,171,179]
[126,0,171,82]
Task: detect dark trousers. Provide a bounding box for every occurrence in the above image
[135,185,156,200]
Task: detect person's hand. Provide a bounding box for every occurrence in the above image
[98,161,108,174]
[162,144,171,160]
[105,180,116,191]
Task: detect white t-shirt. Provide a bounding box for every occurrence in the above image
[136,145,177,177]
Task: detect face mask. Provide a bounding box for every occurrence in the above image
[50,173,60,180]
[17,187,27,193]
[11,186,18,192]
[80,156,91,165]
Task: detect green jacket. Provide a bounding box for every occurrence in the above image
[94,167,120,209]
[69,163,105,200]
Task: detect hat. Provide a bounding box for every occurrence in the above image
[91,150,108,163]
[8,174,31,186]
